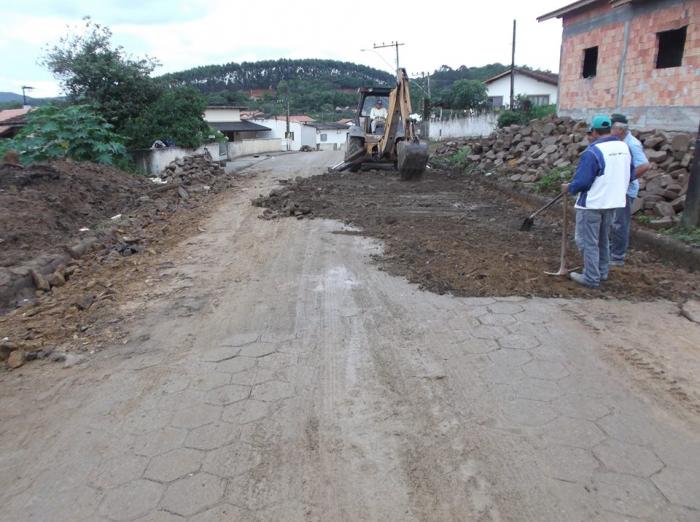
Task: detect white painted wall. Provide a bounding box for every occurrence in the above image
[204,107,242,123]
[228,138,284,158]
[132,142,223,175]
[486,72,558,107]
[251,118,316,150]
[315,128,348,150]
[428,113,498,140]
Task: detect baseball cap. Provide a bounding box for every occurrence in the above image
[611,113,628,124]
[590,114,612,132]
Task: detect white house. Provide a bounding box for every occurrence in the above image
[249,117,316,151]
[305,122,349,151]
[483,68,559,109]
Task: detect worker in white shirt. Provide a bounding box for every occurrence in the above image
[370,99,388,134]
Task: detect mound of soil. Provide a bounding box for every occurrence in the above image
[253,169,700,300]
[0,160,150,268]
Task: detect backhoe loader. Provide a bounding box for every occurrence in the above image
[330,68,428,180]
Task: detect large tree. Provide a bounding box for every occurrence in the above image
[42,18,162,132]
[447,79,489,110]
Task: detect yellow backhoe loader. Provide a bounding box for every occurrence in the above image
[329,68,428,180]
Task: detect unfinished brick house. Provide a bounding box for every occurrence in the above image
[538,0,699,131]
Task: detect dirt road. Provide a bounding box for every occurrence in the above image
[2,151,700,521]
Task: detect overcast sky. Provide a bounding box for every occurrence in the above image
[1,0,567,98]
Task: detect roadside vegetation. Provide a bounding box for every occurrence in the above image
[498,95,556,128]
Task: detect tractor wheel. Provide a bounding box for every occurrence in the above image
[346,136,364,172]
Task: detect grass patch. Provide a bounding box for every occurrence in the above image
[662,226,700,247]
[635,215,652,224]
[535,166,573,193]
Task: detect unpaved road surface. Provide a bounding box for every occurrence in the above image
[2,151,700,521]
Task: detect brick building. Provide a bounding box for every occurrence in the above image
[538,0,699,131]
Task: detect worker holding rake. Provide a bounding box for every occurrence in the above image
[562,115,634,288]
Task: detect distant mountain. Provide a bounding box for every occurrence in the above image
[160,58,395,92]
[0,92,63,106]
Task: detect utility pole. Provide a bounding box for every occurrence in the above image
[510,20,516,109]
[681,120,700,228]
[21,85,34,107]
[373,41,405,72]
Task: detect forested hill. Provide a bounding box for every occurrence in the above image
[160,58,395,92]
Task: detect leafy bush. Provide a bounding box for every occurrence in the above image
[535,166,573,193]
[498,95,557,128]
[0,104,127,165]
[497,110,529,128]
[449,146,472,167]
[662,226,700,247]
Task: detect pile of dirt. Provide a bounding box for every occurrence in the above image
[253,169,700,300]
[433,114,695,229]
[0,157,236,312]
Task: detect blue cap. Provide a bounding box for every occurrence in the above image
[590,114,612,132]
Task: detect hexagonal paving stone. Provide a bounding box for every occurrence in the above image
[160,375,191,394]
[122,409,173,436]
[469,325,508,340]
[230,367,285,386]
[260,332,296,343]
[651,467,700,510]
[220,332,259,347]
[497,333,540,350]
[170,403,222,429]
[144,447,204,482]
[500,398,558,427]
[252,380,295,402]
[256,352,296,371]
[132,427,188,457]
[596,413,658,446]
[538,445,598,483]
[238,343,278,358]
[552,394,611,421]
[190,372,232,392]
[593,440,663,477]
[185,422,238,451]
[158,389,208,411]
[200,346,241,363]
[478,314,517,327]
[452,337,499,355]
[479,364,525,385]
[90,454,149,489]
[135,510,185,521]
[510,378,562,402]
[98,479,164,521]
[214,356,257,375]
[593,471,668,518]
[189,503,257,522]
[221,399,271,425]
[487,302,525,314]
[160,472,225,517]
[522,360,569,380]
[446,316,481,332]
[487,349,532,367]
[204,384,251,406]
[202,443,262,478]
[539,416,606,448]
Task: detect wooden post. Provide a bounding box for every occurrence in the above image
[510,20,516,109]
[681,121,700,228]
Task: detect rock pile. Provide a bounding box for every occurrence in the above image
[160,153,225,185]
[434,114,695,227]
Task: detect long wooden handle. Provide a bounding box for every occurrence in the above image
[560,194,567,265]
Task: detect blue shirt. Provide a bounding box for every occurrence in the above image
[624,132,648,198]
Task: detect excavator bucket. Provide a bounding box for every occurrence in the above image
[397,141,428,180]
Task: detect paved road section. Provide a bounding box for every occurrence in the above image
[1,151,699,521]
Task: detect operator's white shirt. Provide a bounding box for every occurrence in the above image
[370,107,387,121]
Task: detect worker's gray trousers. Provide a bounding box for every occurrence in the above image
[610,196,634,263]
[574,208,616,287]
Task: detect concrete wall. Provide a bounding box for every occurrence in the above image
[316,128,348,150]
[204,107,242,123]
[250,118,316,150]
[428,113,498,140]
[557,0,700,131]
[228,138,284,158]
[132,142,222,176]
[486,73,559,107]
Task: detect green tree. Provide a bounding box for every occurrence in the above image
[42,18,162,132]
[0,104,127,165]
[121,87,210,149]
[447,80,488,110]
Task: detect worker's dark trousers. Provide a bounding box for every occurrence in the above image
[575,208,615,287]
[610,196,634,263]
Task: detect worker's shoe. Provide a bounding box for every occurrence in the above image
[570,271,598,288]
[609,259,625,267]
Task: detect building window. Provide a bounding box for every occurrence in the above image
[488,96,504,109]
[320,133,328,142]
[582,46,598,78]
[526,95,550,106]
[656,26,687,69]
